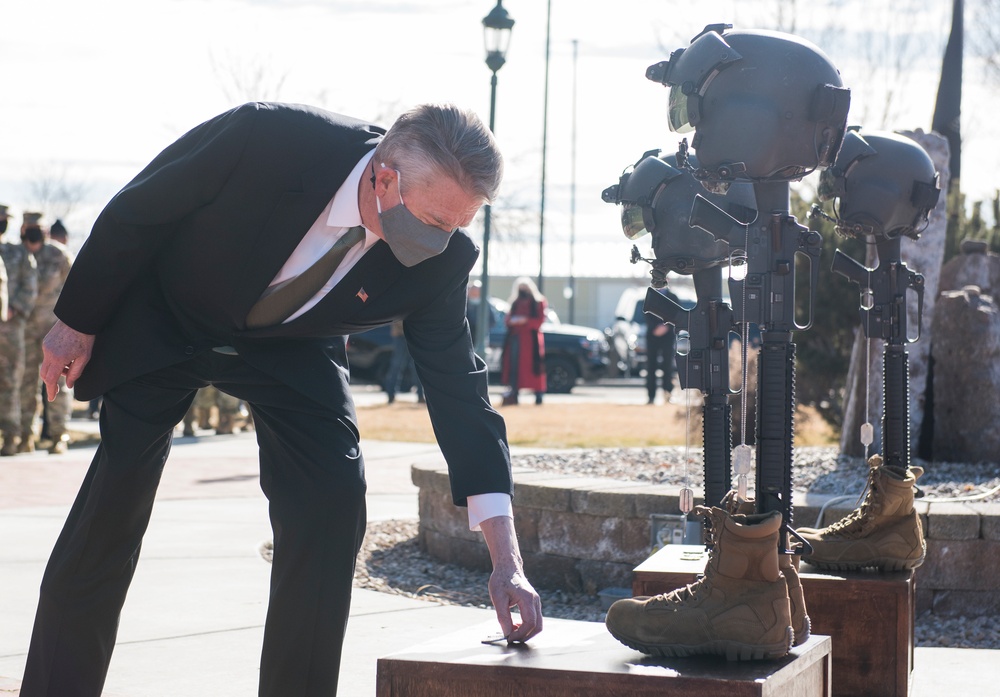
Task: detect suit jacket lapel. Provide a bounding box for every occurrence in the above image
[233,190,337,313]
[236,240,404,338]
[235,135,382,320]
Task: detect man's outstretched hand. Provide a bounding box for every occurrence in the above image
[40,320,96,401]
[479,515,544,644]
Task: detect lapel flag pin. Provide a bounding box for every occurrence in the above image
[356,288,369,302]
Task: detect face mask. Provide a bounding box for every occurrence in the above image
[376,164,454,267]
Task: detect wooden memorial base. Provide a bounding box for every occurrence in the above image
[377,618,832,697]
[633,544,915,697]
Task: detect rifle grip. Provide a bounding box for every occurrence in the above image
[690,195,745,247]
[831,248,868,285]
[642,286,688,327]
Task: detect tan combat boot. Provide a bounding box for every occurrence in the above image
[196,407,212,430]
[797,455,925,572]
[182,409,196,437]
[605,506,793,660]
[721,491,811,647]
[48,435,69,455]
[1,435,20,457]
[215,413,235,435]
[18,434,35,453]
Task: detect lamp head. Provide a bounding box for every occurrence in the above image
[483,0,515,72]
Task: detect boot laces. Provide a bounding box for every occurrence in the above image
[650,506,718,606]
[825,466,883,537]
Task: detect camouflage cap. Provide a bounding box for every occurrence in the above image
[0,205,12,218]
[22,211,44,225]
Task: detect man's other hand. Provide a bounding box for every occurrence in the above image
[41,320,96,401]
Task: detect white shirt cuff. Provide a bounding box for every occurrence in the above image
[467,493,513,531]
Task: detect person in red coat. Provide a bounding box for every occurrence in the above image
[501,276,547,405]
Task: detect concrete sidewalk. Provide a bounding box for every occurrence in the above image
[0,424,474,695]
[0,419,996,695]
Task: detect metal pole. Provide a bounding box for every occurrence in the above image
[475,70,499,357]
[568,38,577,324]
[537,0,551,293]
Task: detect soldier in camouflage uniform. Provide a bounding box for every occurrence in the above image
[0,209,38,455]
[181,385,244,436]
[20,218,74,453]
[0,208,9,336]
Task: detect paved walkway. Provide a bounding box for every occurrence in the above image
[0,417,995,695]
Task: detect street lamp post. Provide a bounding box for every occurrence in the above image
[538,0,552,294]
[568,38,578,324]
[476,1,514,358]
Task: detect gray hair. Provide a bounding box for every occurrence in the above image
[374,104,503,203]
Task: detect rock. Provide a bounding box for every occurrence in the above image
[939,240,1000,296]
[931,286,1000,462]
[898,129,950,442]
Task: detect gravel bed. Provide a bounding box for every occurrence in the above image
[353,446,1000,650]
[508,445,1000,504]
[355,519,604,622]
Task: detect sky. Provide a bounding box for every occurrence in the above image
[1,0,992,279]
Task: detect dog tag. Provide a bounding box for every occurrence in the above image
[860,422,874,447]
[679,487,694,514]
[733,444,753,475]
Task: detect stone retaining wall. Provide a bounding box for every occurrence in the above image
[412,462,1000,615]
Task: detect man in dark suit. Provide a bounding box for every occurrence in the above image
[22,102,542,696]
[644,286,680,405]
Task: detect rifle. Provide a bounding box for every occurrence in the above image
[832,235,924,469]
[643,267,734,508]
[690,180,823,552]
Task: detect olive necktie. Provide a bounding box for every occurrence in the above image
[245,226,366,328]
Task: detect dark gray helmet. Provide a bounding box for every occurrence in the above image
[602,148,756,272]
[818,129,940,240]
[647,24,851,182]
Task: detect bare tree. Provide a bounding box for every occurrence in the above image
[23,163,91,222]
[773,0,798,34]
[972,0,1000,84]
[365,100,408,127]
[482,180,538,247]
[209,50,290,104]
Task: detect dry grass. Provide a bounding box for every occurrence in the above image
[356,400,837,449]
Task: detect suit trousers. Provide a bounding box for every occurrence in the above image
[19,349,368,696]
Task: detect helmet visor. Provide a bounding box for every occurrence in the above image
[621,203,651,240]
[668,84,695,133]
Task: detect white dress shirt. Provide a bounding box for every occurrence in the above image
[269,150,512,530]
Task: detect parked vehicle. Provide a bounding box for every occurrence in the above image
[345,324,397,387]
[607,277,696,377]
[346,298,610,394]
[485,298,610,394]
[606,276,764,378]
